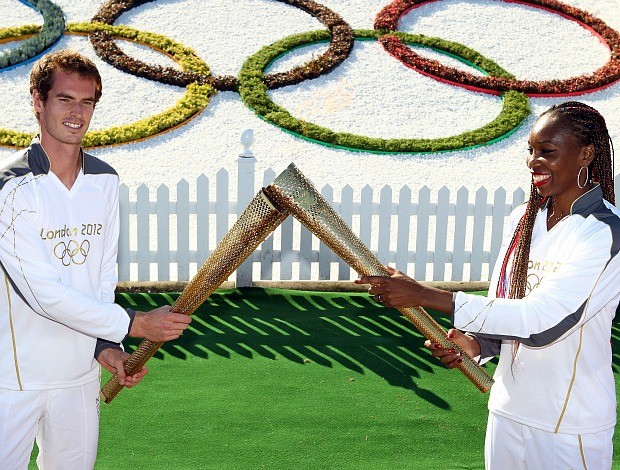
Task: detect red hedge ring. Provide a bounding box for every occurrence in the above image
[374,0,620,96]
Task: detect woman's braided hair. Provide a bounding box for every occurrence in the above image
[499,101,615,300]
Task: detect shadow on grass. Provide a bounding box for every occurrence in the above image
[117,287,504,410]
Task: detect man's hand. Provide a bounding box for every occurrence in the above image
[97,348,148,387]
[129,305,192,342]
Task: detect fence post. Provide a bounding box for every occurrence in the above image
[235,129,256,287]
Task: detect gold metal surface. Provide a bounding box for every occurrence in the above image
[263,163,494,392]
[101,163,492,403]
[100,191,288,403]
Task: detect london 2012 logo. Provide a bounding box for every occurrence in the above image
[1,0,618,153]
[53,239,91,266]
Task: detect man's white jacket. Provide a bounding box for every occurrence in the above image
[0,139,131,390]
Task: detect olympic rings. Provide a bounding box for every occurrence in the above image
[374,0,620,96]
[238,29,530,153]
[0,22,215,148]
[0,0,617,151]
[54,239,90,266]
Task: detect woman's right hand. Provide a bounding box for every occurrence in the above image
[424,329,481,368]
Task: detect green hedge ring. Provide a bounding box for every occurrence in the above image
[239,29,530,153]
[0,22,216,148]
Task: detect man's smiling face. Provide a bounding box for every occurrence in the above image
[33,70,96,148]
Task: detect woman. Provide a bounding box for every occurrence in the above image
[357,101,619,469]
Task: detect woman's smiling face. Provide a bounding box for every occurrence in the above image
[526,113,594,204]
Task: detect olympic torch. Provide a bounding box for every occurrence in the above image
[100,190,288,403]
[262,163,494,392]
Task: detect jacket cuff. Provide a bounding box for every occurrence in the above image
[469,334,501,364]
[95,338,122,359]
[125,307,136,337]
[450,292,457,326]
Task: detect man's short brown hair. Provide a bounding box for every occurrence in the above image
[30,49,103,119]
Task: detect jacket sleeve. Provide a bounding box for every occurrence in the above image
[98,175,120,303]
[469,334,501,362]
[451,220,617,347]
[0,177,130,342]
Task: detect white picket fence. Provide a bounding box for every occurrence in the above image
[116,156,538,286]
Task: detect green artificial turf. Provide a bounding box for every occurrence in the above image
[28,288,620,469]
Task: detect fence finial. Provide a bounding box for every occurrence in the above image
[240,129,254,158]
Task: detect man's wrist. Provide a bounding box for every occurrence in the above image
[95,339,122,359]
[128,312,144,338]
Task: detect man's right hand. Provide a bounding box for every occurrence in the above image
[129,305,192,342]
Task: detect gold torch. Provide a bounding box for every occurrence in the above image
[262,163,493,392]
[100,191,288,403]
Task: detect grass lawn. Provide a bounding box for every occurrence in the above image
[29,288,620,469]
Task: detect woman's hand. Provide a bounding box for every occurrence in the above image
[423,329,481,368]
[356,266,454,314]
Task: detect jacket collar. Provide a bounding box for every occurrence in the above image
[540,184,604,217]
[28,136,85,177]
[27,137,51,176]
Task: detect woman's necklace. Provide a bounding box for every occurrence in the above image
[548,212,566,222]
[548,198,568,225]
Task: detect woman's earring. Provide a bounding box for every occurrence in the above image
[577,166,589,189]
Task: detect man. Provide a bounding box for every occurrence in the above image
[0,49,192,468]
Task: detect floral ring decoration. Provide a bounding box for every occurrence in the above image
[91,0,355,92]
[374,0,620,96]
[238,28,530,154]
[0,0,64,69]
[0,21,216,148]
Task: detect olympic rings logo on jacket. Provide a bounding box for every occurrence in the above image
[53,240,91,266]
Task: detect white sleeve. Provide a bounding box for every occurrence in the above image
[452,223,615,347]
[0,178,130,342]
[98,180,120,303]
